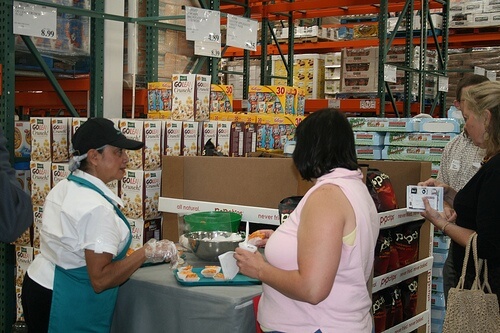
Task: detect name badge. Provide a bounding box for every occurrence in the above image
[450,159,460,171]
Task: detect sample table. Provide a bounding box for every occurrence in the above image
[111,255,262,333]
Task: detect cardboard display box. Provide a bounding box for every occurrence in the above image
[161,156,431,241]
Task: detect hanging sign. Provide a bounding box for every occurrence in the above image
[13,1,57,39]
[226,14,258,51]
[384,64,397,83]
[185,6,221,43]
[487,70,497,81]
[474,66,486,76]
[438,76,449,92]
[194,40,221,58]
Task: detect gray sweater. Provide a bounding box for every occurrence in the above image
[0,126,33,243]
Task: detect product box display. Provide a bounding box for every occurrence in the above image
[121,169,162,220]
[50,118,69,163]
[30,117,52,162]
[384,132,456,147]
[30,161,51,207]
[147,82,172,112]
[163,120,183,156]
[181,121,199,156]
[14,121,31,158]
[51,162,70,188]
[271,54,325,99]
[171,74,196,121]
[349,117,417,132]
[382,146,444,162]
[194,74,211,121]
[210,84,233,113]
[354,132,386,146]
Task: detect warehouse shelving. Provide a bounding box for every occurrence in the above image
[2,1,500,328]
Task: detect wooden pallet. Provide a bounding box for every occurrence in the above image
[449,26,500,35]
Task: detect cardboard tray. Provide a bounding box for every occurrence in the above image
[174,268,261,286]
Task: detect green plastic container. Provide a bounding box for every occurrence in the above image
[184,211,242,232]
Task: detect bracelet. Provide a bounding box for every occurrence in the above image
[442,222,452,235]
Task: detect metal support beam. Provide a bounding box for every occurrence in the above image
[146,0,159,82]
[90,0,105,117]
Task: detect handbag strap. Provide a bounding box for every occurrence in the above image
[458,233,494,293]
[457,233,477,290]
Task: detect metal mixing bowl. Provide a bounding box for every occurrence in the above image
[185,231,243,262]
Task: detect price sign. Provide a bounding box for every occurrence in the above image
[185,6,221,43]
[474,66,486,76]
[360,100,376,109]
[327,99,340,109]
[194,40,221,58]
[384,64,397,83]
[226,14,258,51]
[438,76,449,92]
[487,70,497,81]
[13,1,57,39]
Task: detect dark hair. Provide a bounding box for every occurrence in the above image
[456,74,489,100]
[293,108,358,181]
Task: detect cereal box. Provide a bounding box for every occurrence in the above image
[243,123,258,156]
[164,120,182,156]
[147,81,172,112]
[295,87,306,116]
[15,246,34,287]
[121,169,144,219]
[30,117,52,162]
[16,285,24,321]
[121,169,161,220]
[15,169,31,195]
[144,170,161,220]
[30,161,51,206]
[14,121,31,158]
[32,219,42,249]
[285,86,297,115]
[106,179,119,197]
[119,119,144,170]
[51,163,70,188]
[216,121,232,156]
[200,121,218,155]
[129,217,162,250]
[51,117,69,162]
[181,121,199,156]
[195,74,211,121]
[249,85,290,114]
[143,120,162,171]
[70,117,87,142]
[171,74,196,121]
[210,84,234,113]
[230,122,245,157]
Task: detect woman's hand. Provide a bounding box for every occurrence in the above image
[420,197,447,231]
[234,247,266,280]
[248,229,274,247]
[417,178,456,206]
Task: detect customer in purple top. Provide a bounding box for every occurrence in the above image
[235,109,380,333]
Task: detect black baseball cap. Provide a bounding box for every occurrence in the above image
[72,118,144,156]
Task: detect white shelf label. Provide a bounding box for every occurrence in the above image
[226,14,258,51]
[185,6,221,43]
[382,310,430,333]
[159,197,281,225]
[372,256,433,292]
[327,99,340,109]
[360,100,376,109]
[379,208,423,229]
[13,1,57,39]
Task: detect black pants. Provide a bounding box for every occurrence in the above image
[22,273,52,333]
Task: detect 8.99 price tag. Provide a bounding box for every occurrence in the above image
[13,1,57,39]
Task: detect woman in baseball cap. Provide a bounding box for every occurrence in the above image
[22,117,178,333]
